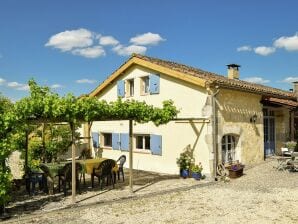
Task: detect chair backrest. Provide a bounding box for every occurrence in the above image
[97,159,116,176]
[117,155,126,168]
[59,162,81,181]
[40,164,51,177]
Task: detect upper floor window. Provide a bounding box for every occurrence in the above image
[141,76,150,95]
[126,79,134,97]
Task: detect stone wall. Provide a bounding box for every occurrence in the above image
[216,89,264,165]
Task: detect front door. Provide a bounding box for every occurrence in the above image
[263,109,275,156]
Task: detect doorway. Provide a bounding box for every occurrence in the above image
[263,108,275,156]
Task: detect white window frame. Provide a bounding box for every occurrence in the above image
[126,79,134,97]
[102,133,112,148]
[141,76,150,95]
[221,135,236,164]
[135,134,151,151]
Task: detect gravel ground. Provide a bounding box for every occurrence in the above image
[3,159,298,224]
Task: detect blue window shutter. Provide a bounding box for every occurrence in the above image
[92,132,99,148]
[149,74,160,94]
[120,133,129,151]
[112,133,120,150]
[117,80,125,97]
[150,135,162,155]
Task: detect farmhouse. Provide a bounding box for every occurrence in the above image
[83,54,298,176]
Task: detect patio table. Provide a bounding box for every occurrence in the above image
[77,158,118,175]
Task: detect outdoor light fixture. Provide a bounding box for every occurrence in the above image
[250,114,257,123]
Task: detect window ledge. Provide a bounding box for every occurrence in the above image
[103,147,113,150]
[133,149,151,154]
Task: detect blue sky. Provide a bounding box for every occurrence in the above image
[1,0,298,101]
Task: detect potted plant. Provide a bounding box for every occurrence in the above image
[191,163,203,180]
[285,141,297,152]
[176,151,193,178]
[226,162,245,178]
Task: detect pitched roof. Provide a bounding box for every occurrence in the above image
[89,54,297,100]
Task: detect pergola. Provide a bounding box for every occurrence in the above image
[17,80,178,203]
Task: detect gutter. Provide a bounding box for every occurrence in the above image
[210,86,220,180]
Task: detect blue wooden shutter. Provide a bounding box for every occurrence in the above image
[112,133,120,150]
[92,132,99,148]
[117,80,125,97]
[150,135,162,155]
[120,133,129,151]
[149,74,160,94]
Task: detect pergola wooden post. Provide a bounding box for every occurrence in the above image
[129,119,133,193]
[71,123,76,203]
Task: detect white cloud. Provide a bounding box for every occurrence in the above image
[253,46,276,56]
[243,77,270,84]
[50,84,63,89]
[99,36,119,46]
[45,28,94,52]
[237,45,252,52]
[0,78,6,85]
[274,33,298,51]
[280,76,298,83]
[72,46,106,58]
[113,44,147,56]
[130,32,165,46]
[7,82,29,91]
[76,79,97,84]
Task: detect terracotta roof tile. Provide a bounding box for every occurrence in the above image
[133,54,296,100]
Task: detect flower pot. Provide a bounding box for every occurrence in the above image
[192,172,201,180]
[180,169,189,178]
[228,167,244,178]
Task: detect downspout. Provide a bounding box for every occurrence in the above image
[210,86,220,180]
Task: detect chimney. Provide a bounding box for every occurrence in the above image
[227,64,240,79]
[293,81,298,95]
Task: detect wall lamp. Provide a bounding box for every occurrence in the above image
[250,114,257,123]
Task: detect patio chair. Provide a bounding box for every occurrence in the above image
[58,162,82,196]
[116,155,126,182]
[91,159,116,189]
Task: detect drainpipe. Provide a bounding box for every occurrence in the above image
[210,86,220,180]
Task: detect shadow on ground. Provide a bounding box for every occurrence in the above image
[6,168,181,218]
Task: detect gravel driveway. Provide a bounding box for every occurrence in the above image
[4,159,298,224]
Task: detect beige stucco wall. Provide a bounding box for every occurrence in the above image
[217,89,264,164]
[91,65,212,175]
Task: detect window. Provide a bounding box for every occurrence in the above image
[126,79,134,97]
[136,135,150,150]
[141,76,150,95]
[221,135,236,163]
[103,133,112,147]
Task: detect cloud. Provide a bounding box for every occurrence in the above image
[113,44,147,56]
[72,46,106,58]
[50,84,63,89]
[7,82,29,91]
[237,45,252,52]
[45,28,94,51]
[130,32,165,46]
[274,33,298,51]
[99,36,119,46]
[0,78,6,85]
[243,77,270,84]
[76,79,97,84]
[280,76,298,83]
[253,46,276,56]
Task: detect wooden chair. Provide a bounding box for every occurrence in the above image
[116,155,126,182]
[58,162,82,196]
[91,159,116,189]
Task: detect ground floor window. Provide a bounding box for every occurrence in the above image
[222,135,236,163]
[136,135,150,150]
[103,133,112,147]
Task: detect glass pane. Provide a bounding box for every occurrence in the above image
[104,133,112,147]
[145,136,150,149]
[136,136,143,149]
